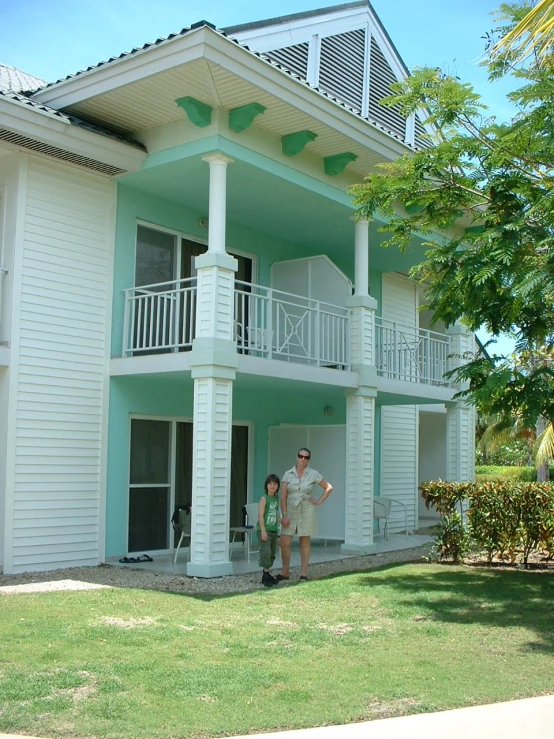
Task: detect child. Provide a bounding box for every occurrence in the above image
[258,474,281,587]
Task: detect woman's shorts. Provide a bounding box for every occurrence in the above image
[280,498,318,537]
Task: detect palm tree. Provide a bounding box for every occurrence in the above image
[493,0,554,65]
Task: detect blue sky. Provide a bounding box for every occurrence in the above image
[1,0,516,354]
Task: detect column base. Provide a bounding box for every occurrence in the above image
[186,560,233,578]
[341,542,376,555]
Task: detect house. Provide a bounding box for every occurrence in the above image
[0,1,475,576]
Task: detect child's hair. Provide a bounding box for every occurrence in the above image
[264,473,281,493]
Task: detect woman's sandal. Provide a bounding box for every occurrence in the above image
[275,574,289,582]
[299,575,309,582]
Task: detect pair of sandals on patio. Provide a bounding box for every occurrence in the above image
[119,554,153,564]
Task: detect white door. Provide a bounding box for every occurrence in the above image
[268,425,346,540]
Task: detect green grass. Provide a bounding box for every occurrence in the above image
[1,563,553,738]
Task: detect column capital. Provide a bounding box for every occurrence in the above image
[202,152,234,166]
[345,295,377,310]
[350,214,370,223]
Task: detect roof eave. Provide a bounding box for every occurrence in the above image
[0,95,147,173]
[31,25,411,162]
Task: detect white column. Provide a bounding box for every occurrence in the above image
[342,387,377,553]
[341,214,378,552]
[202,153,234,254]
[187,152,238,578]
[352,217,369,296]
[445,323,476,483]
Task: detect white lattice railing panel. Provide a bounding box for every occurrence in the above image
[375,316,451,386]
[234,281,350,370]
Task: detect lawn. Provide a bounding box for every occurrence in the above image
[1,563,553,739]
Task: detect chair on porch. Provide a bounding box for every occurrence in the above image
[172,505,192,564]
[373,496,409,541]
[229,503,259,560]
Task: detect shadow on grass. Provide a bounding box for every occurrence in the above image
[352,562,554,654]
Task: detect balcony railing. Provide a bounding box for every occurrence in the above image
[122,278,351,370]
[234,281,350,369]
[123,278,197,355]
[375,316,451,386]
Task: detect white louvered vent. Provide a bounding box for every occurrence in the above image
[368,38,407,140]
[264,43,309,79]
[414,115,434,149]
[0,128,125,175]
[318,29,365,112]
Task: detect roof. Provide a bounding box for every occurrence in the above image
[0,87,146,151]
[0,63,46,94]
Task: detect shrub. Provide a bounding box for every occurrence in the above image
[420,480,554,565]
[427,510,472,563]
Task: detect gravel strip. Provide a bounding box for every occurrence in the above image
[0,546,428,596]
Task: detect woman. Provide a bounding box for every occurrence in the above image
[277,448,333,582]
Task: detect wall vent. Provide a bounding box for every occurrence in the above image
[414,115,434,149]
[0,128,126,175]
[319,29,365,112]
[368,38,407,140]
[264,43,309,79]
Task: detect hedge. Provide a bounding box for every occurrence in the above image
[420,480,554,565]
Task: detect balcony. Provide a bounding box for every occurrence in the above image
[375,316,451,387]
[120,280,452,387]
[122,278,351,370]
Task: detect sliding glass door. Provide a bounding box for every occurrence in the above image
[128,418,249,553]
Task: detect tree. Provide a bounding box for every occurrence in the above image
[492,0,554,65]
[350,2,554,461]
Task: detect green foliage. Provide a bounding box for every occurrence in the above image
[427,510,472,563]
[350,4,554,432]
[475,465,537,481]
[421,480,554,565]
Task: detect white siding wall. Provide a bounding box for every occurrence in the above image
[5,155,113,573]
[380,273,419,531]
[380,405,418,532]
[381,272,417,325]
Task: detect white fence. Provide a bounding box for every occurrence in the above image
[123,278,350,369]
[375,316,451,386]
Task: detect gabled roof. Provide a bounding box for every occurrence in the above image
[29,3,429,150]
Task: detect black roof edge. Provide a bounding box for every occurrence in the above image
[223,1,366,35]
[190,20,216,30]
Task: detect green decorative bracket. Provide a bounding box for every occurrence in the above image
[281,130,318,156]
[324,152,357,176]
[405,202,425,214]
[175,96,213,127]
[464,225,485,236]
[228,102,266,132]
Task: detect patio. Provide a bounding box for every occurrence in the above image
[106,533,434,577]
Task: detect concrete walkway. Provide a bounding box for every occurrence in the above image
[1,695,552,739]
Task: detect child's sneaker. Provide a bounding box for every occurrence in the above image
[261,571,275,587]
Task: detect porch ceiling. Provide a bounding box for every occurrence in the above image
[120,155,426,273]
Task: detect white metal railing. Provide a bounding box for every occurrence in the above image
[375,316,451,386]
[234,281,350,370]
[123,278,350,369]
[123,278,197,355]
